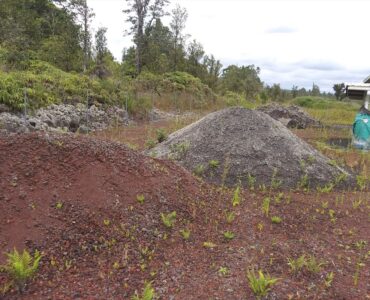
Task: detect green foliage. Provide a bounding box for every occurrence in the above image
[356,175,368,191]
[271,216,282,224]
[2,248,42,292]
[0,0,83,71]
[161,211,177,228]
[288,254,325,273]
[0,60,125,111]
[270,168,282,190]
[221,65,263,100]
[136,194,145,204]
[306,255,325,273]
[132,281,155,300]
[223,91,255,109]
[208,159,220,169]
[193,164,205,176]
[297,173,309,190]
[145,139,157,149]
[55,201,63,209]
[156,128,167,143]
[223,231,235,240]
[292,96,357,110]
[262,197,270,217]
[246,269,279,299]
[218,266,229,277]
[203,241,216,249]
[169,142,190,159]
[247,173,256,190]
[232,186,241,207]
[125,95,153,117]
[325,272,335,288]
[225,210,235,224]
[287,255,306,273]
[180,228,191,240]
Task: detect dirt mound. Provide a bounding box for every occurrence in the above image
[257,104,320,128]
[149,107,353,189]
[0,132,368,299]
[0,132,203,298]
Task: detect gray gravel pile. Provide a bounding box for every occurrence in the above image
[149,107,353,189]
[257,104,320,128]
[0,104,128,134]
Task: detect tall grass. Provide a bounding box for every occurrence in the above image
[291,96,361,125]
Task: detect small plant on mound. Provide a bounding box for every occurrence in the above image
[193,164,205,176]
[136,194,145,204]
[55,201,63,209]
[2,248,42,292]
[270,168,282,190]
[225,210,235,224]
[132,281,155,300]
[297,173,309,191]
[261,197,270,217]
[218,266,229,277]
[145,139,157,149]
[324,272,334,288]
[271,216,282,224]
[232,186,241,207]
[156,128,167,143]
[203,241,217,249]
[247,173,256,190]
[179,228,191,240]
[223,231,235,241]
[208,159,220,169]
[161,211,177,228]
[246,269,279,299]
[356,175,368,191]
[306,255,325,273]
[287,255,306,273]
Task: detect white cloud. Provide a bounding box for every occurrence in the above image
[87,0,370,91]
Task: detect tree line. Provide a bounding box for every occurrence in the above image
[0,0,336,105]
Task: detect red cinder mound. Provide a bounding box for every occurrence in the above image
[0,132,368,300]
[0,132,208,299]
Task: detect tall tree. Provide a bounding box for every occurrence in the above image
[123,0,169,75]
[170,4,188,71]
[291,85,298,98]
[203,54,222,90]
[269,83,282,101]
[0,0,82,70]
[94,27,109,79]
[186,39,205,79]
[333,83,346,100]
[221,65,263,100]
[142,19,172,73]
[69,0,95,72]
[311,83,321,97]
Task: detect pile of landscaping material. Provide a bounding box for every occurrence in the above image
[0,104,128,134]
[149,107,353,189]
[257,104,320,128]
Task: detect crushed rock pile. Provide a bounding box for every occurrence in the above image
[149,107,353,189]
[257,104,320,128]
[0,104,128,134]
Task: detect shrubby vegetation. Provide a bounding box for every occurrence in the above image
[0,0,352,116]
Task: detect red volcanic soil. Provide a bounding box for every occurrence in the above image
[0,132,369,299]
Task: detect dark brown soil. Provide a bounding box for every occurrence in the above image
[0,132,369,299]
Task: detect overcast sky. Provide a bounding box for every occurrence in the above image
[87,0,370,92]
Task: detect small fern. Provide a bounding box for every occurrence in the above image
[246,269,279,299]
[161,211,177,228]
[132,281,155,300]
[3,248,42,292]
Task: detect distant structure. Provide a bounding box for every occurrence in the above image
[346,76,370,149]
[346,76,370,109]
